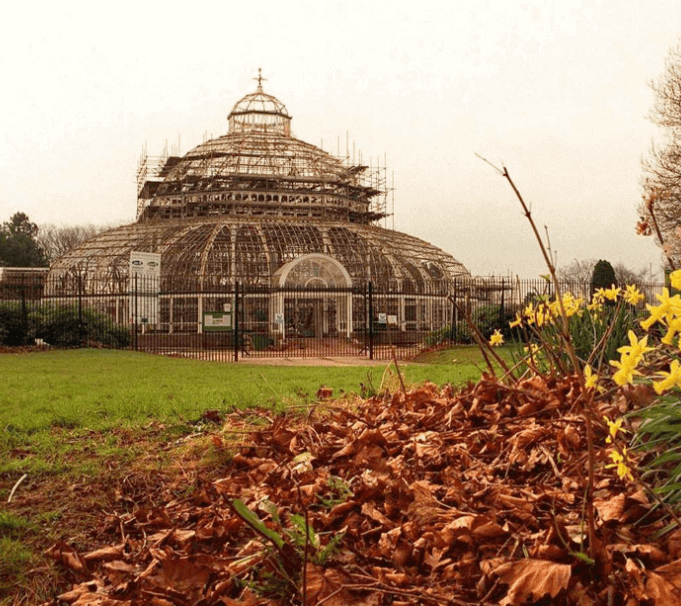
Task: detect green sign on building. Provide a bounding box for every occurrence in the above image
[203,311,232,331]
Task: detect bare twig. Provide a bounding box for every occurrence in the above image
[391,346,407,393]
[540,445,563,481]
[481,160,598,559]
[8,473,27,503]
[647,194,677,270]
[475,153,504,176]
[316,585,349,605]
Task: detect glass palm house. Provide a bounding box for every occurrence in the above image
[47,75,470,343]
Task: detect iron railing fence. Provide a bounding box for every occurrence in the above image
[0,274,667,361]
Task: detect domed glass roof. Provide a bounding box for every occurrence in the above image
[48,217,469,294]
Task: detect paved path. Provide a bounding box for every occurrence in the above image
[237,356,417,366]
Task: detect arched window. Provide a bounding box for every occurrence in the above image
[272,253,352,288]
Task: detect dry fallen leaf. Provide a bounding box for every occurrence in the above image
[304,563,351,606]
[492,558,572,605]
[595,493,626,523]
[645,572,681,605]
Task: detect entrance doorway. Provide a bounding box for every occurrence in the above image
[272,254,352,341]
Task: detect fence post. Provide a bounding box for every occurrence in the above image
[20,274,28,345]
[234,281,240,362]
[368,281,374,360]
[450,279,457,344]
[450,299,456,344]
[133,274,138,351]
[78,272,84,345]
[499,278,505,329]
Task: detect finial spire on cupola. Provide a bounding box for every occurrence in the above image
[254,68,266,92]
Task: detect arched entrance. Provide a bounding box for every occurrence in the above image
[271,254,353,340]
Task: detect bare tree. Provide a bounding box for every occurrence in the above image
[641,42,681,264]
[613,263,650,287]
[557,258,596,283]
[37,223,109,263]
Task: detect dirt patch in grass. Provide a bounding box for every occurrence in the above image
[2,422,224,603]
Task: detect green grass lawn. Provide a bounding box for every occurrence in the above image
[0,347,506,434]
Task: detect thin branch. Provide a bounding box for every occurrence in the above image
[474,153,504,176]
[391,346,407,393]
[8,473,27,503]
[647,195,677,270]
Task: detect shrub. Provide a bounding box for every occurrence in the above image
[424,304,519,346]
[0,303,29,346]
[472,304,518,340]
[0,302,130,348]
[29,303,83,346]
[424,324,471,347]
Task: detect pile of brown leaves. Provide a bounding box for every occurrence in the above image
[44,375,681,605]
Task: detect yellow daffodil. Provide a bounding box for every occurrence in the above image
[524,343,540,356]
[623,284,645,306]
[489,329,504,347]
[587,299,603,313]
[606,448,634,481]
[671,269,681,291]
[610,355,641,386]
[661,317,681,346]
[592,289,607,304]
[525,302,549,327]
[617,331,654,362]
[603,416,628,443]
[584,365,599,390]
[553,293,584,318]
[641,288,681,331]
[509,312,522,328]
[536,305,553,327]
[603,286,621,301]
[523,303,536,325]
[609,331,652,385]
[653,359,681,394]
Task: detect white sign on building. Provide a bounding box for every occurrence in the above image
[130,251,161,281]
[129,251,161,324]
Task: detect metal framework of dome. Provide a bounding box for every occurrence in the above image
[48,74,470,342]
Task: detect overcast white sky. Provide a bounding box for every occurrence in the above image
[1,0,680,279]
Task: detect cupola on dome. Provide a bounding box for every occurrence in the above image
[228,78,292,136]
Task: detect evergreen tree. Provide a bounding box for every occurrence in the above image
[0,212,48,267]
[591,259,617,292]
